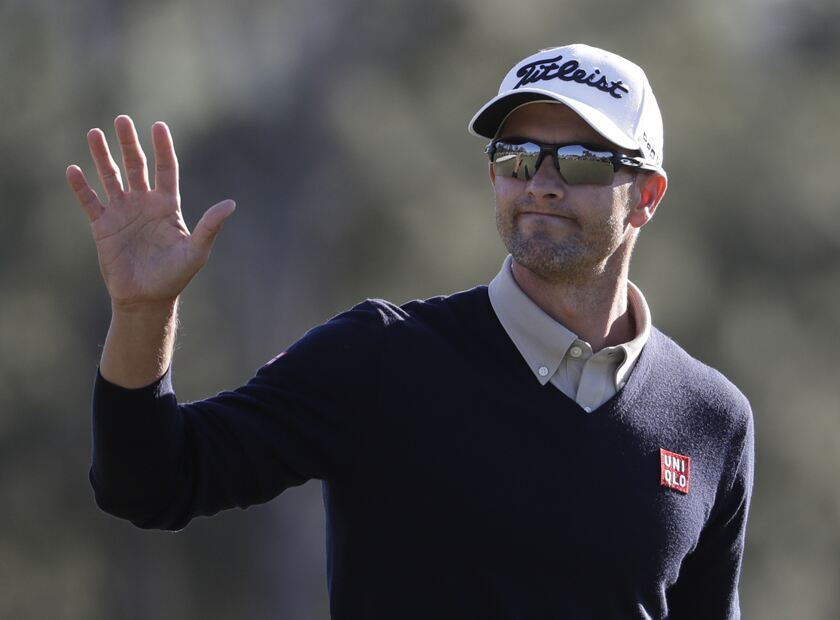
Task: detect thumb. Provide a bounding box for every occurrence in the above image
[191,199,236,259]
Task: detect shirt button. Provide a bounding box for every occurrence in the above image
[538,366,549,377]
[583,406,592,413]
[569,346,583,358]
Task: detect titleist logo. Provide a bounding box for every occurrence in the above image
[513,54,629,99]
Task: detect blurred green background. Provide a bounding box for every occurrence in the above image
[2,0,839,617]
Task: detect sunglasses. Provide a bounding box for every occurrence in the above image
[486,138,654,185]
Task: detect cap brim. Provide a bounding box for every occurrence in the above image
[468,88,640,152]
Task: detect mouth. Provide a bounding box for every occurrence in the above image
[518,210,576,223]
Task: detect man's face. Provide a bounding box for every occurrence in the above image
[491,102,642,283]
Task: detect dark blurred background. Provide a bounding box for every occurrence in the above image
[2,0,839,618]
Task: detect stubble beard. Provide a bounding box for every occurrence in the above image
[496,200,631,285]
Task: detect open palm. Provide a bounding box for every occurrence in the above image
[67,115,235,307]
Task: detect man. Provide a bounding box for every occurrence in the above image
[67,44,754,618]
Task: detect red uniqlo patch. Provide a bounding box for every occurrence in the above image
[660,448,691,494]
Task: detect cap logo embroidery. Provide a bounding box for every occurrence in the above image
[660,448,690,494]
[513,54,629,99]
[640,131,657,162]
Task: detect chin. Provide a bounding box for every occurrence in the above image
[509,240,588,281]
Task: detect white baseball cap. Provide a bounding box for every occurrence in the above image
[469,44,665,169]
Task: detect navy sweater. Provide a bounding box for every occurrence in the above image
[91,286,754,619]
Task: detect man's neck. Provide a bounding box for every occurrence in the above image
[510,258,635,353]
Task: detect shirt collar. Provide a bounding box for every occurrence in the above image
[488,255,652,386]
[616,279,651,387]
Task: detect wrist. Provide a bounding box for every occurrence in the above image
[102,298,179,389]
[110,297,178,319]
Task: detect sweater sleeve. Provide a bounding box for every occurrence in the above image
[666,401,755,619]
[89,300,383,531]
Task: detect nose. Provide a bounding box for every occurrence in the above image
[527,154,566,201]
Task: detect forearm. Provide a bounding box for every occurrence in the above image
[100,299,178,388]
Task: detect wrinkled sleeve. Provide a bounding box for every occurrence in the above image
[667,403,755,619]
[89,301,384,531]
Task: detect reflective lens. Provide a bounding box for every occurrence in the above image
[556,146,615,185]
[489,140,623,186]
[491,142,541,180]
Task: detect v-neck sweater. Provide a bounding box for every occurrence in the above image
[90,286,754,619]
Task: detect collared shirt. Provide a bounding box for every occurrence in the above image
[488,255,651,412]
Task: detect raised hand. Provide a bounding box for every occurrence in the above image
[67,115,236,309]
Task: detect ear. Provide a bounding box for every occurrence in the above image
[488,160,496,185]
[628,172,667,229]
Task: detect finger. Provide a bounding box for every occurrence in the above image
[152,121,179,196]
[114,115,150,192]
[191,199,236,261]
[87,128,125,200]
[66,165,105,222]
